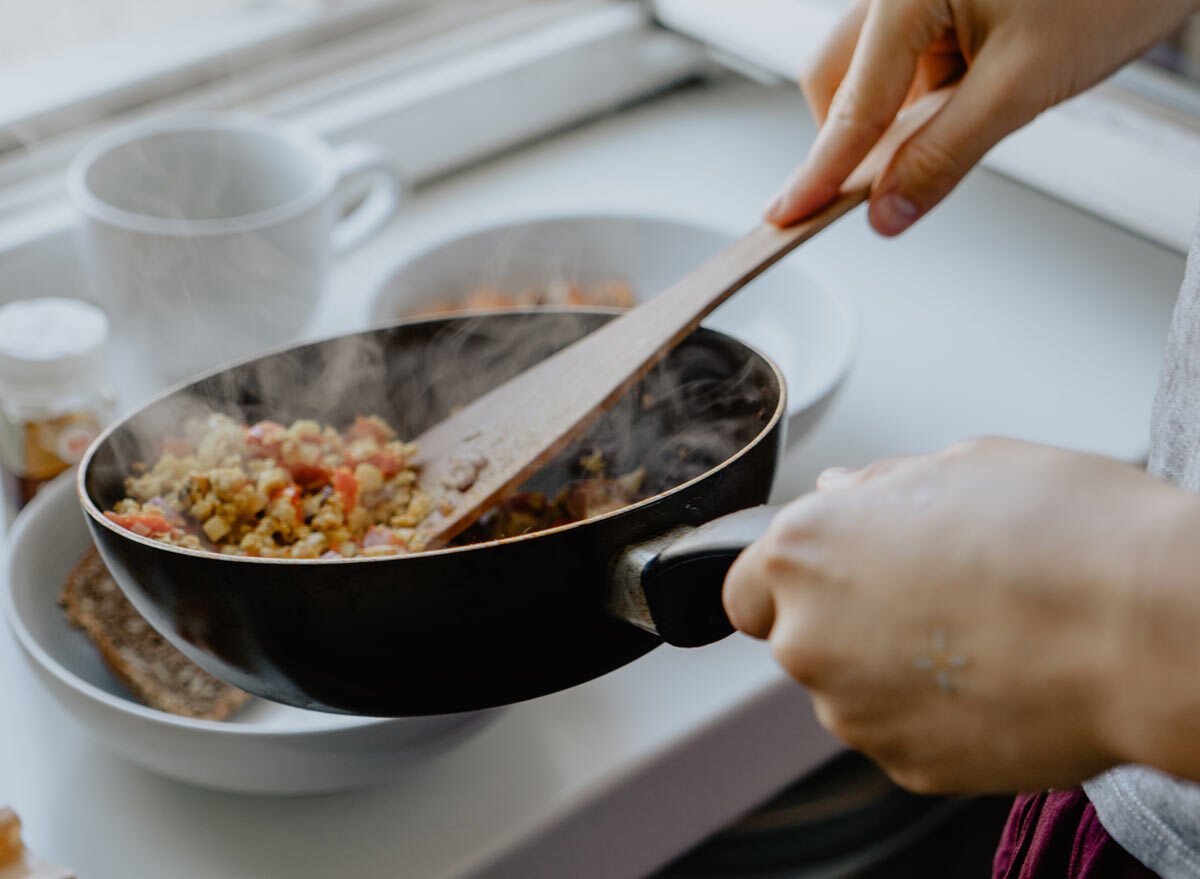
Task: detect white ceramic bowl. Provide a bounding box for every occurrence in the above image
[369,213,857,443]
[2,474,499,795]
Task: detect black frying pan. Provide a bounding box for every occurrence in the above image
[78,310,785,716]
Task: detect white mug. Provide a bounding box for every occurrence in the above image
[68,114,403,387]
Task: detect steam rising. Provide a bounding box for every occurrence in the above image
[76,122,328,397]
[87,309,777,522]
[77,136,775,525]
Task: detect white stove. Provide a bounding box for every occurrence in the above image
[0,73,1188,878]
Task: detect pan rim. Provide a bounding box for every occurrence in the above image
[78,307,787,566]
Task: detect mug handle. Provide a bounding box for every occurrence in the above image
[331,142,405,255]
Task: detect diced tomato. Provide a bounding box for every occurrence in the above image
[105,512,177,538]
[146,497,187,528]
[271,483,305,523]
[365,449,402,479]
[362,526,402,548]
[346,415,392,445]
[346,448,402,479]
[159,436,193,457]
[246,420,286,456]
[332,466,358,510]
[288,463,331,490]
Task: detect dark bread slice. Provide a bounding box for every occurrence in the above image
[59,548,251,721]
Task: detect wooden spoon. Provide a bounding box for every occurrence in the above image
[409,90,952,550]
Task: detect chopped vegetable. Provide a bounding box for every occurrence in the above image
[362,525,403,548]
[332,467,358,511]
[105,512,178,538]
[271,483,305,524]
[288,464,331,490]
[105,413,427,559]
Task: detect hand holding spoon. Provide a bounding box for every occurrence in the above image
[410,90,952,550]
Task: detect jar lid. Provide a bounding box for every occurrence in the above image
[0,298,109,390]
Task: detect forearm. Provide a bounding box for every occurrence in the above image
[1101,489,1200,782]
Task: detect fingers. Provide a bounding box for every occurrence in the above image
[816,467,857,490]
[723,542,777,639]
[817,441,1003,495]
[868,45,1040,235]
[799,0,868,126]
[907,49,966,105]
[767,0,953,226]
[817,454,925,491]
[729,448,943,643]
[726,535,834,688]
[724,498,825,640]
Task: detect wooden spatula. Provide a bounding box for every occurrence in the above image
[409,90,952,550]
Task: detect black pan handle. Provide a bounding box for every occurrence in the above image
[607,505,782,648]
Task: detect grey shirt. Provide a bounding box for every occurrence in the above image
[1082,214,1200,877]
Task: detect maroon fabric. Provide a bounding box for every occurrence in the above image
[992,789,1161,878]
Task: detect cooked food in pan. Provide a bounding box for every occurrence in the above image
[105,413,431,558]
[457,459,646,543]
[103,409,653,557]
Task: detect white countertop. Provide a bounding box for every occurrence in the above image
[0,74,1188,878]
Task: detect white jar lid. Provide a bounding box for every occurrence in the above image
[0,297,109,391]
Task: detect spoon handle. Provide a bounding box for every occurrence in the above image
[602,189,869,363]
[407,192,865,551]
[412,90,952,549]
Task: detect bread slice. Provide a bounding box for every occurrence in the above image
[59,548,251,721]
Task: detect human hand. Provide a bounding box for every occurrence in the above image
[723,438,1200,793]
[766,0,1200,235]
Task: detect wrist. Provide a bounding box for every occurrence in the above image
[1098,487,1200,778]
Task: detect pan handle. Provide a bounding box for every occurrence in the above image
[607,505,781,648]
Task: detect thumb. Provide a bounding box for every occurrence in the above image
[869,47,1038,236]
[817,454,929,490]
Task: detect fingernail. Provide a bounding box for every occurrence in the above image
[873,193,919,236]
[764,191,788,222]
[817,466,857,489]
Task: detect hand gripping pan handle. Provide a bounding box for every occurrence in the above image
[607,505,782,647]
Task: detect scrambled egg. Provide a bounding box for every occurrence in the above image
[106,413,431,558]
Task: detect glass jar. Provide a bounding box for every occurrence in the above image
[0,298,115,521]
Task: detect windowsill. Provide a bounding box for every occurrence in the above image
[0,0,442,150]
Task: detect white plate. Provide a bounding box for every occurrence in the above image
[367,213,858,444]
[2,474,500,795]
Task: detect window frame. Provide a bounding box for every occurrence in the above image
[0,0,707,298]
[0,0,464,152]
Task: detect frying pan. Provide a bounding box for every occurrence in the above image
[79,309,785,716]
